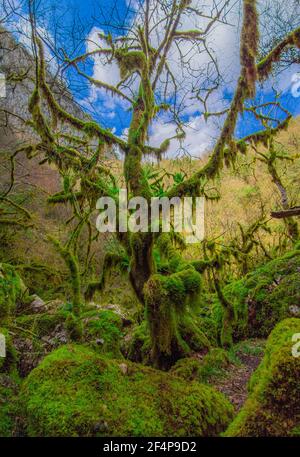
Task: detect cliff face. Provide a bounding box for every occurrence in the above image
[0,26,84,138]
[0,27,84,193]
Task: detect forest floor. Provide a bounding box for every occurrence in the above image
[209,340,265,411]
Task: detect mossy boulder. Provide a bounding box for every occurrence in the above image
[19,345,234,437]
[225,318,300,436]
[0,264,27,319]
[82,309,123,358]
[212,249,300,339]
[0,328,20,436]
[170,348,231,383]
[0,372,19,436]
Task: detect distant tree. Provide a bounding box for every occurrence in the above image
[253,138,299,240]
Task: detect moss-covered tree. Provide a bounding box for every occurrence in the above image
[26,0,300,367]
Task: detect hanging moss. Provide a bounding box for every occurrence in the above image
[293,29,300,48]
[126,320,152,364]
[49,238,82,319]
[32,39,126,150]
[0,264,27,319]
[240,0,259,97]
[85,251,128,301]
[47,191,83,205]
[144,264,207,369]
[258,26,300,81]
[115,49,147,79]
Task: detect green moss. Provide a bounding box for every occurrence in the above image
[14,312,66,338]
[145,263,203,368]
[291,425,300,437]
[169,357,202,381]
[126,320,151,364]
[0,264,26,319]
[82,309,123,358]
[230,339,265,359]
[225,318,300,436]
[212,249,300,339]
[18,263,64,301]
[170,348,231,383]
[0,328,20,436]
[14,308,123,357]
[49,239,82,317]
[65,313,83,342]
[19,344,234,437]
[178,314,211,352]
[127,314,213,366]
[0,373,19,436]
[164,276,186,305]
[115,50,147,79]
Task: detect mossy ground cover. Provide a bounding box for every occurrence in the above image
[211,249,300,340]
[0,264,27,319]
[1,249,299,437]
[225,318,300,436]
[0,328,20,436]
[19,344,234,437]
[170,348,232,383]
[82,309,123,358]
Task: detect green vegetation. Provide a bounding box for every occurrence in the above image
[0,264,27,319]
[170,348,231,383]
[19,345,234,437]
[83,309,123,358]
[212,248,300,340]
[225,318,300,436]
[1,0,300,438]
[0,328,20,436]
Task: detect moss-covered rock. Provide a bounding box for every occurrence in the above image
[212,249,300,339]
[225,318,300,437]
[0,373,19,436]
[82,309,123,358]
[170,348,231,383]
[19,344,234,437]
[0,328,20,436]
[0,264,26,319]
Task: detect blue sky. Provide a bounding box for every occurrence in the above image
[3,0,300,157]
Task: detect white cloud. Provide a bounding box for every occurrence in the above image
[87,27,120,87]
[149,112,220,158]
[4,0,299,157]
[84,1,240,156]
